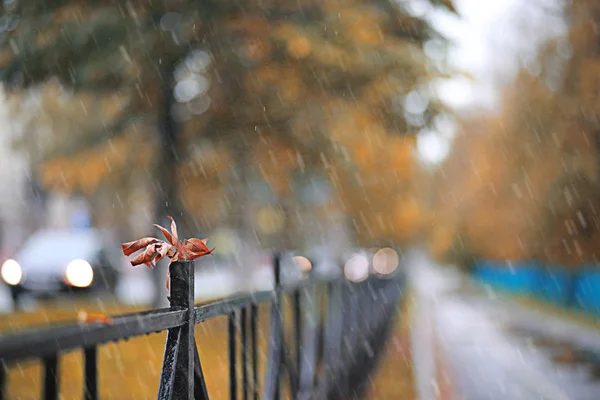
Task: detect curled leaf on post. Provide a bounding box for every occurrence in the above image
[121,216,214,288]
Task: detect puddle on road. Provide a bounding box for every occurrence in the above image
[507,325,600,381]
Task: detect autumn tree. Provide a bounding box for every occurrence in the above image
[2,0,457,276]
[197,0,456,250]
[0,0,219,304]
[429,0,600,306]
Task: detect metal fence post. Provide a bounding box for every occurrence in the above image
[42,354,59,400]
[263,253,283,400]
[172,261,195,399]
[250,304,259,400]
[158,260,209,400]
[297,285,319,400]
[83,346,98,400]
[315,280,345,399]
[229,310,238,400]
[0,361,5,400]
[241,307,249,400]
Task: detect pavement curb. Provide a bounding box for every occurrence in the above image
[432,318,455,400]
[409,290,435,400]
[407,257,462,400]
[410,291,457,400]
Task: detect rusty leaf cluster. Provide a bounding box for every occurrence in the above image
[121,217,214,287]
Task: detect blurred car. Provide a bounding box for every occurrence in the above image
[0,252,15,312]
[1,229,124,303]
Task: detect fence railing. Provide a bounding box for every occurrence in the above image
[0,253,405,400]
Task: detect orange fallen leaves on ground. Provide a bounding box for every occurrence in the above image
[77,311,113,325]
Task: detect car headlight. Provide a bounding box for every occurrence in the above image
[65,259,94,288]
[1,259,22,285]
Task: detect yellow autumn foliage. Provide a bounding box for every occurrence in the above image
[15,0,455,248]
[429,0,600,265]
[41,132,149,195]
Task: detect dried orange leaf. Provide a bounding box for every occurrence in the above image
[184,238,214,260]
[121,218,214,281]
[185,238,211,251]
[153,223,176,246]
[121,237,160,256]
[169,216,179,244]
[153,242,173,266]
[130,244,159,268]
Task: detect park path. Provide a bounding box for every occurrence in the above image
[408,250,600,400]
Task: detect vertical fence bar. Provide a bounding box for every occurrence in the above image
[345,279,373,398]
[250,304,259,400]
[43,354,59,400]
[263,253,283,400]
[0,361,5,400]
[315,280,344,399]
[157,327,182,399]
[241,307,248,400]
[338,280,362,398]
[83,346,98,400]
[229,311,238,400]
[297,286,319,400]
[293,289,302,370]
[193,341,210,400]
[165,260,197,400]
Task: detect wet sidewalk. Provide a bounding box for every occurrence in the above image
[409,252,600,400]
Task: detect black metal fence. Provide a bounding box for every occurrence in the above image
[0,253,405,400]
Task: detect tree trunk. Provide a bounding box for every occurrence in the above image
[230,139,257,252]
[153,62,183,307]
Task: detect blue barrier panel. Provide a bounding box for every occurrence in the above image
[473,260,600,316]
[472,260,542,295]
[573,267,600,314]
[537,266,570,305]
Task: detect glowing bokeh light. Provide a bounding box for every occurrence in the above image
[293,256,313,273]
[344,254,369,283]
[373,248,399,275]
